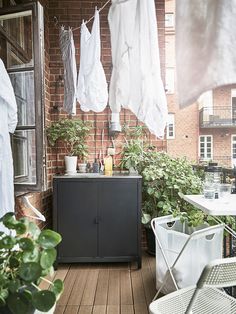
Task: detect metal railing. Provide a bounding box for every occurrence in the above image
[199,106,236,128]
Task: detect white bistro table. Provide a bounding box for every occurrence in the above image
[183,194,236,237]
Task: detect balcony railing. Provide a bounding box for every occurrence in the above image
[199,106,236,128]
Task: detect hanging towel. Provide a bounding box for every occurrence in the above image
[76,9,108,112]
[108,0,168,138]
[59,26,77,115]
[176,0,236,108]
[0,59,17,230]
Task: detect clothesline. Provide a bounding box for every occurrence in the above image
[54,0,130,32]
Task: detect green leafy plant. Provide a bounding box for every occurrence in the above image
[0,213,63,314]
[46,118,90,159]
[141,152,205,227]
[120,125,147,171]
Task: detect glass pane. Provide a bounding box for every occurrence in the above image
[0,10,33,68]
[9,71,35,126]
[0,1,32,8]
[207,136,211,142]
[12,129,36,184]
[200,137,204,143]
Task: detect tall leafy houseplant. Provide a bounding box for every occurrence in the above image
[120,125,147,173]
[46,118,90,174]
[141,152,204,227]
[0,213,63,314]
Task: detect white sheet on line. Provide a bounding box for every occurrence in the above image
[76,9,108,112]
[108,0,168,138]
[0,59,17,231]
[176,0,236,108]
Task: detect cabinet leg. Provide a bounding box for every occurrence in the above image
[137,257,142,269]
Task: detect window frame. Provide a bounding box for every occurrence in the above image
[0,2,46,192]
[167,113,175,139]
[199,135,213,161]
[231,134,236,168]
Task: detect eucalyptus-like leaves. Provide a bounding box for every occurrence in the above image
[0,213,63,314]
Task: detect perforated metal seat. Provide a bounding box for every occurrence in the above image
[149,257,236,314]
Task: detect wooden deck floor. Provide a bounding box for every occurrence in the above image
[51,251,156,314]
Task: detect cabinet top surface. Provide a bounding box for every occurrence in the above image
[53,173,142,179]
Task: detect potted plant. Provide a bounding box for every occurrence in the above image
[0,212,63,314]
[46,118,90,174]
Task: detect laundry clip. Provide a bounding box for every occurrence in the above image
[22,195,46,222]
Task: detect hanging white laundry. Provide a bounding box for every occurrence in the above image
[76,9,108,112]
[0,59,17,231]
[176,0,236,108]
[108,0,168,138]
[59,26,77,115]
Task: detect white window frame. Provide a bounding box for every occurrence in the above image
[231,134,236,167]
[199,135,213,161]
[167,113,175,139]
[165,13,175,28]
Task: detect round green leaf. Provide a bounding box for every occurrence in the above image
[22,248,39,263]
[0,236,16,249]
[52,279,64,297]
[38,230,62,249]
[19,262,42,282]
[8,279,21,293]
[15,222,27,235]
[7,292,33,314]
[28,222,41,240]
[0,212,15,229]
[32,290,56,312]
[19,238,34,251]
[9,256,20,268]
[40,248,56,269]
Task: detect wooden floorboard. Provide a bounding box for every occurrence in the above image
[54,251,156,314]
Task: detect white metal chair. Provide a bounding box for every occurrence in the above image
[149,257,236,314]
[151,215,224,299]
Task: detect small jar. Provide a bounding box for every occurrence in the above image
[204,166,222,199]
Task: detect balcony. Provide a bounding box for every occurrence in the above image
[199,106,236,128]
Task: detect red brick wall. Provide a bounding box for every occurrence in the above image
[15,0,166,232]
[46,0,167,182]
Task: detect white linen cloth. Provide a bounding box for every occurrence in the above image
[76,9,108,112]
[176,0,236,108]
[0,59,17,227]
[108,0,168,138]
[59,26,77,115]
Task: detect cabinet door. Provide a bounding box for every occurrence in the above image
[98,180,139,257]
[56,180,98,258]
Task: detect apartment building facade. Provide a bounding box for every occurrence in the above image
[165,0,236,168]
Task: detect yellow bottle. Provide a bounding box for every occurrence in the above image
[104,155,113,175]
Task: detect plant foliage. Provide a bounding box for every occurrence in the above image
[46,118,90,158]
[0,213,63,314]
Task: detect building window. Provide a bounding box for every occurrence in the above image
[165,13,175,28]
[0,2,45,191]
[232,135,236,167]
[199,135,213,160]
[167,113,175,139]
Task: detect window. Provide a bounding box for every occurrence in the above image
[165,68,175,94]
[165,13,175,28]
[0,2,45,191]
[167,113,175,139]
[231,135,236,167]
[199,135,213,160]
[231,89,236,122]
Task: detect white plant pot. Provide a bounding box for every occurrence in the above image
[78,163,87,173]
[65,156,77,175]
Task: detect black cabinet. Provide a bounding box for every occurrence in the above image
[53,175,142,268]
